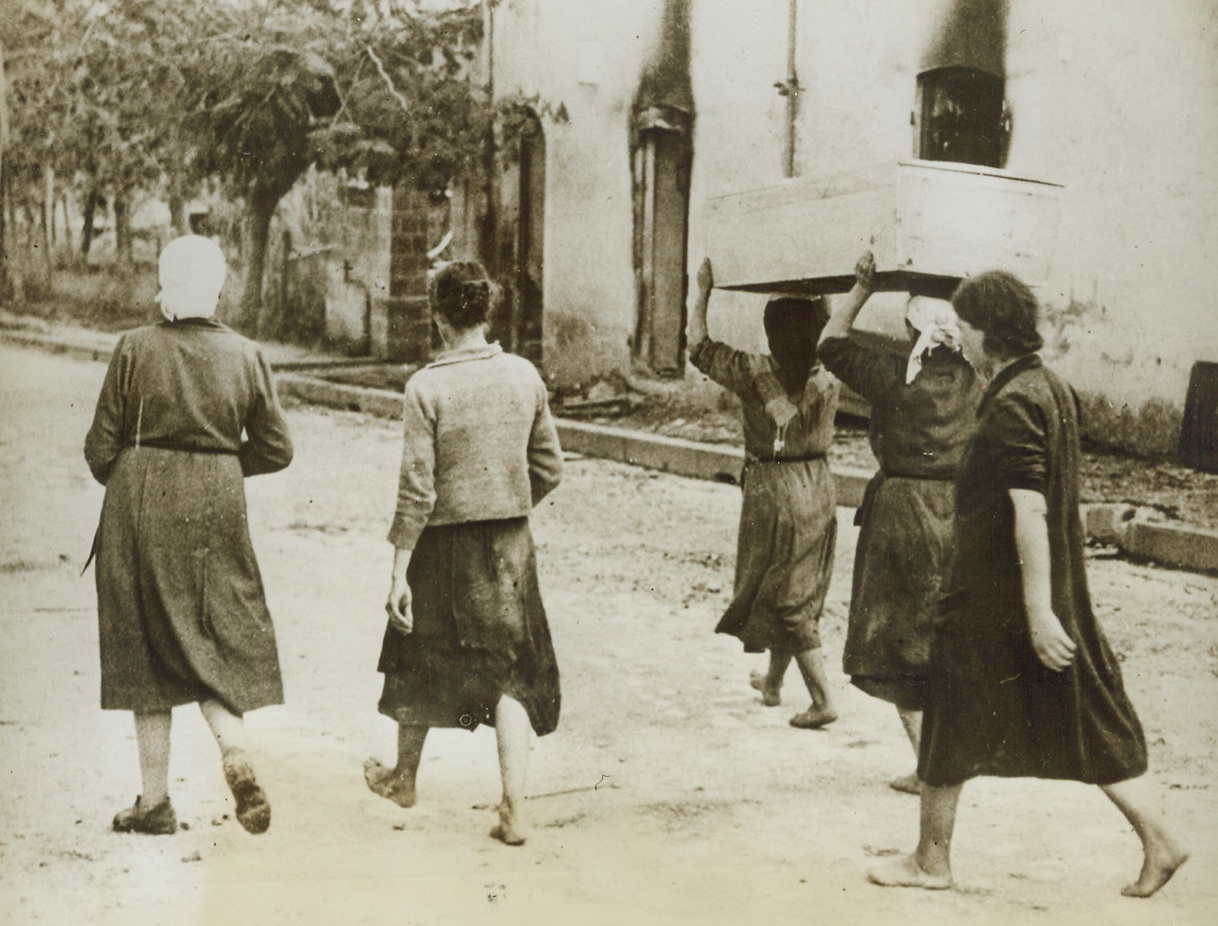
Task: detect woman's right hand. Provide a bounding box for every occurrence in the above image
[1027,604,1077,671]
[855,250,875,291]
[696,257,714,295]
[386,573,413,635]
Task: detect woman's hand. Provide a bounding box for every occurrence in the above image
[696,257,714,295]
[855,250,875,291]
[386,546,413,634]
[1027,604,1077,671]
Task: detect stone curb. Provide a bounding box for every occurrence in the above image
[4,327,1215,574]
[1083,504,1218,575]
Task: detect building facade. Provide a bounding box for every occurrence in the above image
[480,0,1218,454]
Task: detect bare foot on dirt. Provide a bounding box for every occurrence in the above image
[1122,844,1189,898]
[363,758,418,809]
[490,804,527,846]
[867,854,952,890]
[789,706,837,730]
[749,671,781,706]
[888,773,922,795]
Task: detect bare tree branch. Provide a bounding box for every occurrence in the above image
[366,45,410,116]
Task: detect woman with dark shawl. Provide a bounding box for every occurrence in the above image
[869,270,1187,897]
[690,258,841,729]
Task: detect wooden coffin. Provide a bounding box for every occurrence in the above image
[703,160,1064,295]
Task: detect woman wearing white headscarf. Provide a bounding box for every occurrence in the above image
[85,235,293,836]
[817,253,982,793]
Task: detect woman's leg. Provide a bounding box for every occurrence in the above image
[788,646,838,728]
[112,710,178,834]
[1101,777,1189,897]
[868,782,961,889]
[491,695,531,846]
[200,699,271,835]
[889,707,923,794]
[365,724,429,809]
[750,648,793,706]
[199,698,245,753]
[133,711,172,806]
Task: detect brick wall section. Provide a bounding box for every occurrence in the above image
[387,186,433,363]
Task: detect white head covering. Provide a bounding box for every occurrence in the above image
[156,235,227,322]
[904,295,963,384]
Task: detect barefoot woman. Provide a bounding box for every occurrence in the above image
[366,260,563,845]
[818,253,981,792]
[85,235,293,835]
[689,259,840,729]
[869,271,1187,897]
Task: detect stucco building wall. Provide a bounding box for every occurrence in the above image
[489,0,1218,453]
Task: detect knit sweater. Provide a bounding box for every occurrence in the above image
[388,344,563,549]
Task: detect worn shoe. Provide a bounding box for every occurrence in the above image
[222,747,271,835]
[112,796,178,835]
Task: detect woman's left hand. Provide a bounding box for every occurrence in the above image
[855,250,875,291]
[1027,604,1077,671]
[386,573,413,635]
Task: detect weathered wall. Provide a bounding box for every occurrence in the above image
[1005,0,1218,454]
[491,0,666,386]
[492,0,1218,454]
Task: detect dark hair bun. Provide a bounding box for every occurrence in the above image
[431,260,493,329]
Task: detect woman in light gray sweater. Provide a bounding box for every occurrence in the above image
[365,260,563,846]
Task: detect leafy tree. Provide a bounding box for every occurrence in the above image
[184,0,490,333]
[4,0,494,335]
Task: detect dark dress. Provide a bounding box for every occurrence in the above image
[377,519,561,736]
[819,336,981,708]
[690,338,839,654]
[918,356,1148,787]
[84,319,293,715]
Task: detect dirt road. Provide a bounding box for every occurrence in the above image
[1,342,1215,925]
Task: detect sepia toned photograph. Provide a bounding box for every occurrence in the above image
[1,1,1216,923]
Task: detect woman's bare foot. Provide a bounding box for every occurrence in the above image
[889,773,922,795]
[749,671,781,706]
[1122,843,1189,898]
[363,758,418,809]
[489,802,526,846]
[867,853,952,890]
[789,706,838,729]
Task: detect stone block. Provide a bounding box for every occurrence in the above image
[1122,519,1218,573]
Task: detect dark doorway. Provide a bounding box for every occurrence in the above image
[633,125,691,376]
[515,116,546,364]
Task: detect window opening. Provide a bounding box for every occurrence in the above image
[917,67,1008,168]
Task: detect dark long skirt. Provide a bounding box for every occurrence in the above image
[377,518,560,737]
[918,592,1148,787]
[95,447,284,714]
[843,475,956,710]
[716,458,836,654]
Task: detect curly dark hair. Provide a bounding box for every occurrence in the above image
[951,270,1044,359]
[430,260,495,329]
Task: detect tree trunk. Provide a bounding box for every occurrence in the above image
[234,187,278,335]
[113,192,133,270]
[81,187,99,258]
[0,36,9,299]
[41,165,54,288]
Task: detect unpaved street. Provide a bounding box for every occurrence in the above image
[1,342,1216,926]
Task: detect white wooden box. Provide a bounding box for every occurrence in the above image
[704,160,1064,295]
